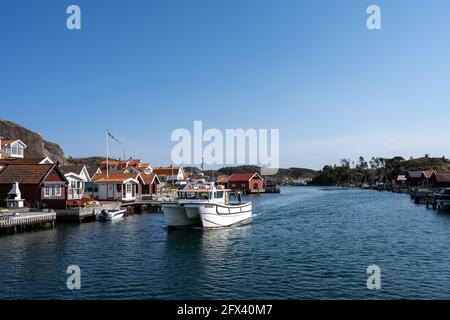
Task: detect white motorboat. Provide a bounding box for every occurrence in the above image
[162,183,253,228]
[162,201,200,227]
[96,208,126,221]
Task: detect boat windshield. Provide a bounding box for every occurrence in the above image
[178,191,211,200]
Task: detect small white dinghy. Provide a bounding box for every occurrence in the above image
[96,208,126,221]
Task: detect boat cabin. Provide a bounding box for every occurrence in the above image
[177,184,230,203]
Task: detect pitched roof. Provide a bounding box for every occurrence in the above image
[0,164,56,184]
[0,158,50,165]
[407,171,423,179]
[0,159,19,165]
[60,165,85,175]
[1,140,15,145]
[128,159,141,165]
[85,166,99,179]
[433,172,450,183]
[153,166,181,176]
[100,159,119,166]
[140,173,160,185]
[228,173,263,182]
[216,175,230,183]
[0,139,27,147]
[92,172,140,183]
[422,170,435,179]
[138,162,152,168]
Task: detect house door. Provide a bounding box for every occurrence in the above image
[107,184,114,199]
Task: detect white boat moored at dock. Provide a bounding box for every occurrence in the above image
[162,183,253,228]
[96,208,126,221]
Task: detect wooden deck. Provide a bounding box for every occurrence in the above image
[0,210,56,233]
[121,200,165,213]
[55,202,119,222]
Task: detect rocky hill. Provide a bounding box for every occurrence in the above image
[202,165,317,183]
[0,119,65,163]
[402,156,450,172]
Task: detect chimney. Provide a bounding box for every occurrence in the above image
[5,182,25,208]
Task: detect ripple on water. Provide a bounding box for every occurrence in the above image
[2,187,450,299]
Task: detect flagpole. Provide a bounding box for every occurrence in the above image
[106,129,109,178]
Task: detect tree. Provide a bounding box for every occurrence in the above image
[340,158,350,168]
[355,156,369,183]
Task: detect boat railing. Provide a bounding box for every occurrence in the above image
[213,202,252,215]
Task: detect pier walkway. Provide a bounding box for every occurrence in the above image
[0,210,56,233]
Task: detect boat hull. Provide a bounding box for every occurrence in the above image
[185,205,201,219]
[96,209,126,221]
[194,202,253,228]
[162,202,201,227]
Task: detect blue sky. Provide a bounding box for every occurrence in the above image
[1,0,450,169]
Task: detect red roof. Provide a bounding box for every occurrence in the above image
[228,173,262,182]
[216,175,230,183]
[0,158,50,165]
[92,172,141,183]
[153,166,181,176]
[0,164,66,185]
[0,140,16,146]
[0,139,27,147]
[140,173,160,185]
[433,172,450,183]
[423,170,435,179]
[100,159,119,165]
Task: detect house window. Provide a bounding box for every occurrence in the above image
[43,186,61,198]
[126,184,132,193]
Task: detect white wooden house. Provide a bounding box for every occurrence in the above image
[60,165,91,201]
[92,172,142,202]
[153,166,185,182]
[0,139,27,158]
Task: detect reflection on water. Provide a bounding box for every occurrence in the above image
[2,187,450,299]
[200,223,253,266]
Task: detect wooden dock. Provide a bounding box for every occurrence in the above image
[410,188,434,204]
[55,203,119,222]
[0,210,56,234]
[426,199,450,212]
[119,194,176,214]
[121,200,164,214]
